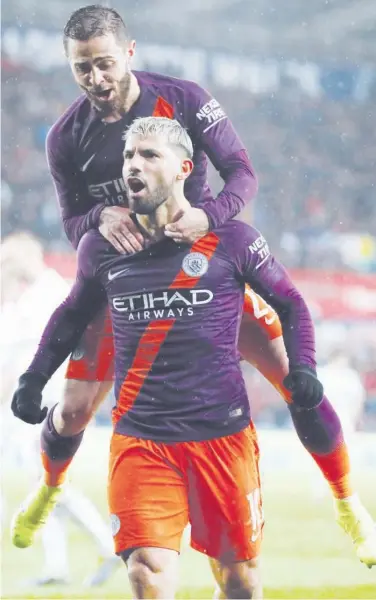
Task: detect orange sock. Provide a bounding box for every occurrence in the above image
[311,440,353,499]
[41,452,73,487]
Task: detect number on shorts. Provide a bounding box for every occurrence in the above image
[247,488,264,542]
[249,290,276,326]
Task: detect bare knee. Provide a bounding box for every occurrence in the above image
[215,557,262,599]
[54,380,105,434]
[125,548,178,600]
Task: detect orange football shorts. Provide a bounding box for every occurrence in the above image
[108,422,264,561]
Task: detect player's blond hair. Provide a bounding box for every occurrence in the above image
[124,117,194,159]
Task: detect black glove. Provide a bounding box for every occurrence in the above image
[283,366,324,409]
[11,372,48,424]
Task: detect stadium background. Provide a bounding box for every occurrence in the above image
[1,0,376,598]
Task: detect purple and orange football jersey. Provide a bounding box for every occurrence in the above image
[29,220,315,442]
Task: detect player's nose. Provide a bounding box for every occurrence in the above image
[128,155,143,172]
[91,66,105,87]
[123,163,141,181]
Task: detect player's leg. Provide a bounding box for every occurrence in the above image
[240,288,354,498]
[109,433,189,599]
[187,422,263,599]
[40,379,112,487]
[209,557,261,600]
[126,548,179,600]
[41,306,114,486]
[11,308,114,548]
[11,379,112,548]
[240,288,376,567]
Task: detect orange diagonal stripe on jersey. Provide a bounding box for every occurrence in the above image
[113,232,220,424]
[171,232,220,288]
[113,319,175,424]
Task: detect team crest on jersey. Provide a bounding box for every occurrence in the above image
[182,253,209,277]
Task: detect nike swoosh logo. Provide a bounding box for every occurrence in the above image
[108,268,128,282]
[80,153,96,172]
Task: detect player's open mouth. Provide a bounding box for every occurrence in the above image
[127,177,146,193]
[94,89,113,101]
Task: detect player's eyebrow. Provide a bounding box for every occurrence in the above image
[93,55,115,62]
[123,147,161,158]
[74,55,115,65]
[141,147,161,156]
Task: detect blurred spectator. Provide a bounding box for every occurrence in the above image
[318,350,366,439]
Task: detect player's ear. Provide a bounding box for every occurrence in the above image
[127,40,136,59]
[178,159,193,181]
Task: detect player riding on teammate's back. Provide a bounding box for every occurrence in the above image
[11,117,325,598]
[10,5,376,580]
[11,119,376,597]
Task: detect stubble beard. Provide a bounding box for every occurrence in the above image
[130,183,171,215]
[88,70,132,117]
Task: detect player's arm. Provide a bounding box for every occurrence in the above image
[46,125,106,249]
[11,236,107,424]
[222,222,324,409]
[187,83,258,229]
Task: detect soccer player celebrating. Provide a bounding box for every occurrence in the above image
[10,5,376,570]
[11,119,376,599]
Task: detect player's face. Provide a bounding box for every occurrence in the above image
[66,33,135,116]
[123,135,189,214]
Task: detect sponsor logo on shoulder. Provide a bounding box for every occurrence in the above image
[196,98,227,133]
[182,252,209,277]
[248,234,270,269]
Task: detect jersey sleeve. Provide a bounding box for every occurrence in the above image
[26,234,107,380]
[46,125,106,249]
[220,222,316,370]
[186,82,258,229]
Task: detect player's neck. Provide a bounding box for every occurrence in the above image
[102,73,140,123]
[136,194,191,242]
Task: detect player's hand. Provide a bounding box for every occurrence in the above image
[164,207,209,243]
[99,206,144,254]
[283,366,324,409]
[11,372,48,425]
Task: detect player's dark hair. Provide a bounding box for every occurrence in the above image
[63,5,128,53]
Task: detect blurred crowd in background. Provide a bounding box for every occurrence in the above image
[2,64,376,271]
[1,0,376,428]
